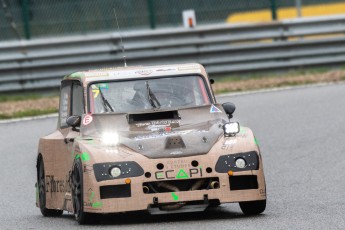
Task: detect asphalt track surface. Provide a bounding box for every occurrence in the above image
[1,83,345,229]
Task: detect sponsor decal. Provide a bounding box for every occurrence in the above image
[156,68,177,72]
[166,159,190,169]
[210,104,222,113]
[221,139,237,150]
[135,70,153,75]
[84,72,109,77]
[84,189,103,209]
[82,114,93,126]
[135,119,180,128]
[147,124,173,132]
[155,168,202,180]
[170,151,183,155]
[45,175,71,198]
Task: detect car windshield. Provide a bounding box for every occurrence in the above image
[89,75,211,114]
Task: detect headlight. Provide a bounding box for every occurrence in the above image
[223,122,240,136]
[102,132,119,146]
[110,167,122,177]
[235,158,246,169]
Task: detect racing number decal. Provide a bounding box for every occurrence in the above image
[83,114,93,125]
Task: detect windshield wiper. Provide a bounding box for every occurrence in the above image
[98,87,114,112]
[145,81,161,109]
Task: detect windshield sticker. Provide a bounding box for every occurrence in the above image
[82,114,93,125]
[210,104,222,113]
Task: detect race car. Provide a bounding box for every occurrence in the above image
[36,63,266,224]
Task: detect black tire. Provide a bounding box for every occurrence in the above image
[71,159,96,225]
[239,199,266,215]
[37,157,63,217]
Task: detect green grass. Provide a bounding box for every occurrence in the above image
[0,92,58,102]
[0,108,58,120]
[215,66,343,83]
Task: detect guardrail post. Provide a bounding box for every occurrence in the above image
[270,0,277,21]
[147,0,156,29]
[21,0,31,39]
[295,0,302,18]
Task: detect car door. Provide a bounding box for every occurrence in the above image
[47,80,84,209]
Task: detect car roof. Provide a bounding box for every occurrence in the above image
[63,63,207,85]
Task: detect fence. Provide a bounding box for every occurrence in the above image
[1,0,345,41]
[1,15,345,92]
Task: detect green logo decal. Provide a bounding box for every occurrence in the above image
[254,137,259,145]
[175,169,189,179]
[92,202,103,208]
[89,191,95,202]
[171,192,179,201]
[81,152,90,161]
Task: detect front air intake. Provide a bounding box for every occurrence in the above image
[165,136,186,149]
[127,110,179,123]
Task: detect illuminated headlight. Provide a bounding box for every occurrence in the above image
[223,122,240,136]
[110,167,121,177]
[235,158,246,169]
[102,132,119,146]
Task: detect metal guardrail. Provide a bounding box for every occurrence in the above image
[1,15,345,92]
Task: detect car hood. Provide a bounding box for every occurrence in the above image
[80,104,229,159]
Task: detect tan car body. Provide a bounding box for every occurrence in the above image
[36,63,266,217]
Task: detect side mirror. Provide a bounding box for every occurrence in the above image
[222,102,236,118]
[209,79,215,84]
[66,115,81,128]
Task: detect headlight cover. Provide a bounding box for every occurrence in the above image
[235,158,246,169]
[93,161,144,182]
[215,151,259,173]
[110,167,121,178]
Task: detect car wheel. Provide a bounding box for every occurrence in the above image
[239,199,266,215]
[37,157,63,217]
[72,159,96,225]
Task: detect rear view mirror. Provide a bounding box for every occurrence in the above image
[66,115,81,128]
[222,102,236,118]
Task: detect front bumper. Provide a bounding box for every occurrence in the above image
[83,160,266,214]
